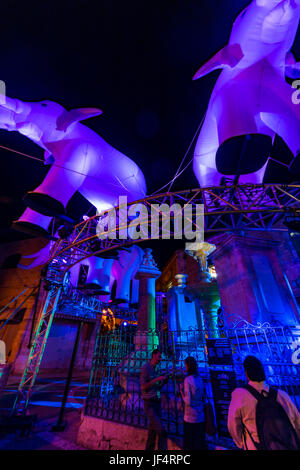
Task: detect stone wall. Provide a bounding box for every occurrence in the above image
[0,237,97,375]
[77,414,182,450]
[0,237,45,368]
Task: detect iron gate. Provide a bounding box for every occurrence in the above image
[85,322,300,440]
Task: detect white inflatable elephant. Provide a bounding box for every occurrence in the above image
[193,0,300,187]
[19,242,144,306]
[0,96,147,237]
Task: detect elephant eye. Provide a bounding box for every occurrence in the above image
[41,103,47,107]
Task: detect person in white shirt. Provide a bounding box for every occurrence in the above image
[180,356,206,450]
[228,355,300,450]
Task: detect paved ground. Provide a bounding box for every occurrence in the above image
[0,373,89,451]
[0,372,236,452]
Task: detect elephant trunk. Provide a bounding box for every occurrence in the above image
[0,96,30,114]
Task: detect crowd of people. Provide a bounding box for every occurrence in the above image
[140,349,300,451]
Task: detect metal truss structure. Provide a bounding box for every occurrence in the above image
[12,280,62,416]
[11,183,300,416]
[57,286,138,323]
[49,183,300,273]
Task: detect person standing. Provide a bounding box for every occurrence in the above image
[228,355,300,450]
[180,356,206,450]
[140,349,168,450]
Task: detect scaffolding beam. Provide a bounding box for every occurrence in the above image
[12,282,62,416]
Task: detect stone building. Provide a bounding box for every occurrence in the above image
[0,237,100,375]
[155,230,300,332]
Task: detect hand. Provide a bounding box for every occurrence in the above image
[156,375,167,382]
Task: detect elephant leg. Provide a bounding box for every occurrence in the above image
[23,142,94,216]
[83,256,115,295]
[130,279,139,306]
[260,108,300,157]
[214,85,260,146]
[258,69,300,156]
[115,273,132,305]
[85,258,114,295]
[99,258,115,294]
[110,247,144,305]
[80,151,146,212]
[12,207,53,238]
[194,110,270,186]
[213,84,273,183]
[194,82,273,187]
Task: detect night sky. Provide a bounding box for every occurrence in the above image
[0,0,299,268]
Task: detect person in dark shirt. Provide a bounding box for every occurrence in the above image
[140,349,168,450]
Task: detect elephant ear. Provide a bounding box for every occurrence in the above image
[56,107,103,132]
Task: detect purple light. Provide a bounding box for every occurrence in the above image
[193,0,300,187]
[0,97,147,234]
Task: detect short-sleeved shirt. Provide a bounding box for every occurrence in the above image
[181,374,205,423]
[140,362,161,400]
[227,381,300,450]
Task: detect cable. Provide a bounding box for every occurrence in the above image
[150,156,194,195]
[0,144,144,204]
[0,144,44,163]
[1,113,205,199]
[150,113,206,195]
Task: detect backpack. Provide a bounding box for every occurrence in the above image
[242,384,300,451]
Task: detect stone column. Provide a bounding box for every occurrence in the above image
[134,248,161,351]
[210,233,300,327]
[196,282,221,337]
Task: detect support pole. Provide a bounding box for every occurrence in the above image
[52,320,83,432]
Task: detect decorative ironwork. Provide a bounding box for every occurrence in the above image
[57,285,138,323]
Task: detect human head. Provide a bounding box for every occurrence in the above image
[184,356,198,376]
[151,349,162,366]
[243,355,266,382]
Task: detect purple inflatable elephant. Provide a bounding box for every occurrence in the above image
[193,0,300,187]
[0,96,147,236]
[19,242,144,306]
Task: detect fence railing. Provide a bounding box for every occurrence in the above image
[85,323,300,440]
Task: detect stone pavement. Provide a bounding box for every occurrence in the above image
[0,373,89,451]
[0,372,235,451]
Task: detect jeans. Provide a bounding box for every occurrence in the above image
[144,398,167,451]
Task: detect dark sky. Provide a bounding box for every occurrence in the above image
[0,0,299,268]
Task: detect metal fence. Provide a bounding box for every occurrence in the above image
[85,322,300,440]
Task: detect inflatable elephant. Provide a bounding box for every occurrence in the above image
[71,245,144,304]
[193,0,300,187]
[109,245,144,304]
[0,96,147,237]
[19,242,144,306]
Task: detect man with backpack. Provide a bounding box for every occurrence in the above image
[227,355,300,450]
